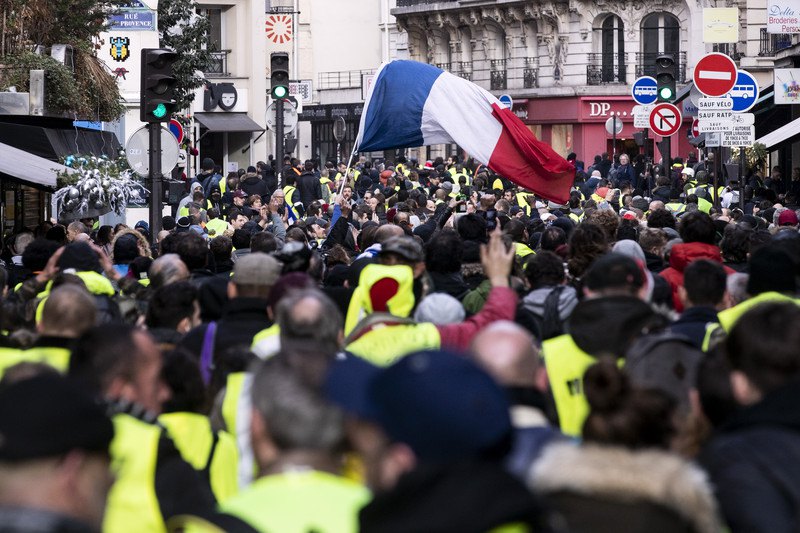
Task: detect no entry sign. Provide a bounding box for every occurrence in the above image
[693,53,737,97]
[649,103,683,137]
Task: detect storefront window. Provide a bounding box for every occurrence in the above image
[551,124,573,158]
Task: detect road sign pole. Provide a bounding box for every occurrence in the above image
[739,146,745,211]
[276,98,285,162]
[712,149,720,209]
[664,136,671,184]
[148,122,163,243]
[612,121,617,162]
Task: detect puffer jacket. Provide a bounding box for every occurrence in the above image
[659,242,733,312]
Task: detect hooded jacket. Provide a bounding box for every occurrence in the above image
[699,381,800,533]
[240,173,269,199]
[518,285,578,339]
[532,443,722,533]
[659,242,732,312]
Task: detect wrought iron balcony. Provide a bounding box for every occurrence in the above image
[586,53,626,85]
[205,50,231,77]
[759,28,793,56]
[490,59,506,91]
[524,57,538,88]
[635,51,687,83]
[318,69,374,90]
[396,0,457,5]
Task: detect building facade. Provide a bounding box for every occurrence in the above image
[389,0,797,168]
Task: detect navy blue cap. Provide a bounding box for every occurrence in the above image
[326,350,511,463]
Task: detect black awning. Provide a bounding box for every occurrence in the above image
[195,112,264,133]
[0,141,73,189]
[0,122,121,161]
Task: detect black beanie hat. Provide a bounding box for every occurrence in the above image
[747,246,797,296]
[57,242,101,273]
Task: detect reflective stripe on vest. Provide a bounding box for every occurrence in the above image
[219,470,370,533]
[221,372,256,489]
[702,323,722,353]
[542,334,597,438]
[665,203,686,214]
[105,413,165,533]
[158,412,239,503]
[251,323,281,360]
[347,323,441,366]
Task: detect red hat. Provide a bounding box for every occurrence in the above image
[779,209,799,226]
[596,187,609,198]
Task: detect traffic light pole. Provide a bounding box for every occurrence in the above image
[275,98,285,163]
[148,123,163,243]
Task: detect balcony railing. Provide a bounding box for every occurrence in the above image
[205,50,231,77]
[586,53,627,85]
[635,51,687,83]
[713,42,743,61]
[396,0,457,5]
[490,59,506,90]
[523,58,538,89]
[759,28,793,56]
[318,69,375,90]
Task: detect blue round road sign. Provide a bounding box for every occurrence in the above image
[498,94,513,109]
[169,118,184,144]
[729,70,759,113]
[631,76,658,105]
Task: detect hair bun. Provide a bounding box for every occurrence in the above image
[584,358,629,413]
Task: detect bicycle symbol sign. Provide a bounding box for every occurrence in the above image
[649,103,682,137]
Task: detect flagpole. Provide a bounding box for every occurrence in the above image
[338,149,357,196]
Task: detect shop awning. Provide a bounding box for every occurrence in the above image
[195,113,264,133]
[756,116,800,150]
[0,141,72,189]
[0,121,120,161]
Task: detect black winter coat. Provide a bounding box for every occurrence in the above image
[699,381,800,533]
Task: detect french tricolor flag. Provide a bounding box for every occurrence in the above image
[355,60,574,203]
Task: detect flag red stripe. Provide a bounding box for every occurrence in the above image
[488,103,574,204]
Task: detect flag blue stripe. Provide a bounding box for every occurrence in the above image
[357,61,444,152]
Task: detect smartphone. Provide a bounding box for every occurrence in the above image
[486,209,498,231]
[278,205,285,216]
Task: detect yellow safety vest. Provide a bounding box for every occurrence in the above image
[454,172,471,186]
[344,264,415,336]
[283,185,301,220]
[717,292,800,332]
[220,372,257,489]
[515,242,535,260]
[0,347,25,378]
[542,334,598,438]
[346,322,441,367]
[158,412,239,504]
[105,413,165,533]
[20,345,71,373]
[665,202,686,214]
[36,271,116,325]
[515,192,531,217]
[219,470,370,533]
[251,323,281,359]
[702,323,722,353]
[205,218,228,238]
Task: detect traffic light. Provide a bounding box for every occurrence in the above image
[270,52,289,99]
[140,48,178,123]
[655,54,676,103]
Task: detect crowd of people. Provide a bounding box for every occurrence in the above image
[0,148,799,532]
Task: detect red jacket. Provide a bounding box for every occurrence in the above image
[660,242,734,312]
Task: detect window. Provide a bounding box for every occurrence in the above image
[198,8,223,50]
[641,13,679,57]
[601,15,625,83]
